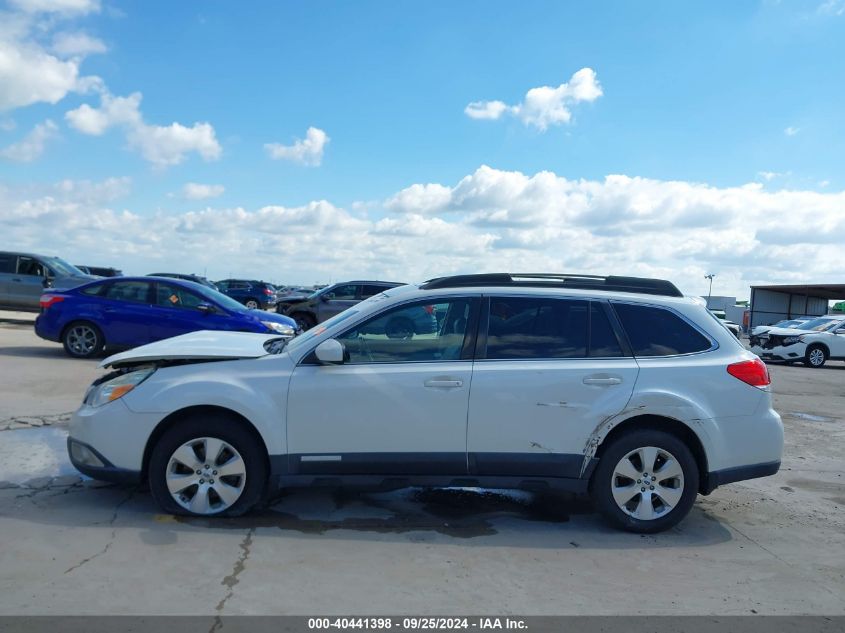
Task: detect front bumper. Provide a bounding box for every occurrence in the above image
[750,343,806,361]
[67,437,142,484]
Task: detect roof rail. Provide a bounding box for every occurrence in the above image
[419,273,683,297]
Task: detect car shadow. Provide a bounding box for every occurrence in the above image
[7,480,734,550]
[0,345,111,361]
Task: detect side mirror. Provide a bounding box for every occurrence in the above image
[197,303,215,315]
[835,328,845,335]
[314,339,344,364]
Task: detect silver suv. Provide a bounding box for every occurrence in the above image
[0,251,96,311]
[68,273,783,533]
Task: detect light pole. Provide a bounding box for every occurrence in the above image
[704,273,715,306]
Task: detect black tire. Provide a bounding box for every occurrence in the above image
[291,311,316,331]
[61,321,105,359]
[804,344,827,368]
[590,429,699,534]
[148,412,268,517]
[385,316,415,339]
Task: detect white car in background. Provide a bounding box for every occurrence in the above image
[750,317,811,337]
[750,316,845,367]
[66,273,783,533]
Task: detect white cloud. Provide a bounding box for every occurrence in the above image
[181,182,225,200]
[52,32,107,57]
[465,68,603,131]
[784,126,800,136]
[65,91,141,134]
[8,0,100,14]
[66,90,222,167]
[2,167,844,297]
[0,4,102,112]
[818,0,845,16]
[264,126,329,166]
[0,118,58,161]
[757,170,791,182]
[464,100,511,120]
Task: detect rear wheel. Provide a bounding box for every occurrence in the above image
[244,298,260,310]
[591,429,698,533]
[62,321,105,358]
[804,345,827,368]
[148,413,267,517]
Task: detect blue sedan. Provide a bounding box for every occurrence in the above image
[35,276,298,358]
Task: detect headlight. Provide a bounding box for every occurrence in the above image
[261,321,295,336]
[85,367,155,407]
[782,336,801,344]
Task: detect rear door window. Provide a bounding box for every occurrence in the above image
[16,256,48,277]
[612,303,712,356]
[104,281,152,304]
[590,303,625,357]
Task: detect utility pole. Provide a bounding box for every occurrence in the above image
[704,273,715,306]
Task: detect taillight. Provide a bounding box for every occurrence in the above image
[264,288,274,296]
[423,305,434,314]
[39,295,65,309]
[727,358,770,388]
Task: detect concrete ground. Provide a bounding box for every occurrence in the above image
[0,322,843,615]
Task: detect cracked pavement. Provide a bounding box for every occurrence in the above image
[0,326,843,615]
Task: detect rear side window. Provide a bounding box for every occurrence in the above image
[612,303,712,356]
[486,297,588,359]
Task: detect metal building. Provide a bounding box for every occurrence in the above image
[749,284,845,329]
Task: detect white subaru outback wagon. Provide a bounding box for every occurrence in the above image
[68,273,783,533]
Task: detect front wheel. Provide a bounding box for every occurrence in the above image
[148,413,267,517]
[804,345,827,368]
[590,429,698,533]
[290,312,316,331]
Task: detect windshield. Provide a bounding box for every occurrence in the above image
[796,317,843,332]
[46,256,86,277]
[286,309,361,352]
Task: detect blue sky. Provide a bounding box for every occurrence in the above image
[1,0,843,294]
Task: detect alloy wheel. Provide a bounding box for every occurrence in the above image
[67,325,98,356]
[245,300,259,310]
[165,437,247,515]
[610,445,684,521]
[808,348,825,367]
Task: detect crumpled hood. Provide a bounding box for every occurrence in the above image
[101,330,284,368]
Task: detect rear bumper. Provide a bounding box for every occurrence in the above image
[701,460,780,495]
[33,314,61,342]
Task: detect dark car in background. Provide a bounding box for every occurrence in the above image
[0,251,97,311]
[215,279,278,310]
[147,273,218,291]
[277,280,405,330]
[35,276,298,358]
[76,265,123,277]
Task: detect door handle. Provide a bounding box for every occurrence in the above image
[424,379,463,388]
[583,375,623,386]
